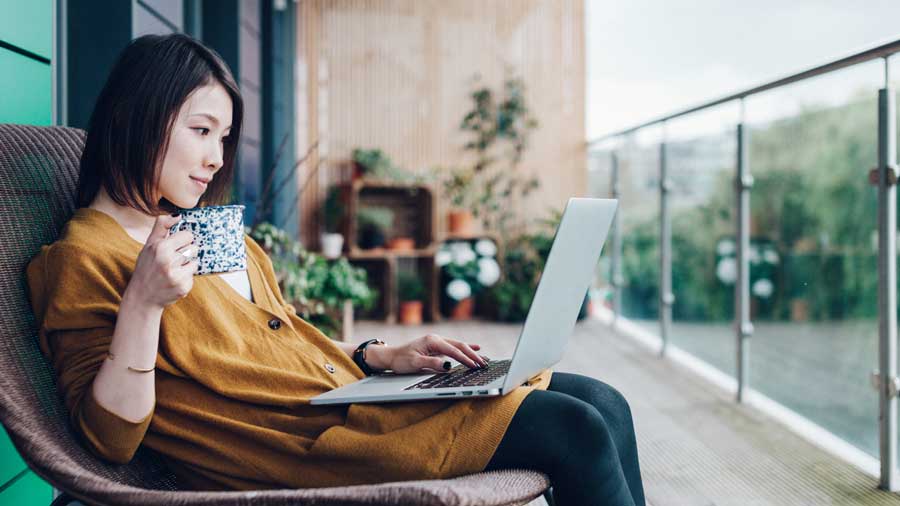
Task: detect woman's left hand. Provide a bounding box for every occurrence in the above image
[369,334,489,374]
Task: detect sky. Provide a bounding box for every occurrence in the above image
[586,0,900,141]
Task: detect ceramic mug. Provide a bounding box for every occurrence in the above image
[168,205,247,275]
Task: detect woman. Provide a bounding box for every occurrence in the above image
[26,34,644,506]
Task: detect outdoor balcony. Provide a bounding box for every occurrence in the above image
[4,1,900,505]
[361,315,900,506]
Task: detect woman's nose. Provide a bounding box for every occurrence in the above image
[205,142,224,171]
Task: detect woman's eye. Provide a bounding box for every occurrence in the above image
[194,127,210,135]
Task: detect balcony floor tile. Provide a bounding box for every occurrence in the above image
[355,318,900,506]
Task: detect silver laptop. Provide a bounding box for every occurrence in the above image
[311,197,618,405]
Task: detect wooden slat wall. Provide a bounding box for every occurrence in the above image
[295,0,585,246]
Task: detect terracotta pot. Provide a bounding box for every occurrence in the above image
[400,300,423,325]
[352,161,366,181]
[387,237,415,251]
[450,297,474,320]
[447,210,475,236]
[790,298,809,322]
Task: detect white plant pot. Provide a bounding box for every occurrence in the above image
[321,233,344,259]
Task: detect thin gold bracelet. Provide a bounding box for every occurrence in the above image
[106,351,155,373]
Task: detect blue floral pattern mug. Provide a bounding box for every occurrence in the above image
[168,205,247,275]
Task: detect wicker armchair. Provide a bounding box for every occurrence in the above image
[0,124,551,506]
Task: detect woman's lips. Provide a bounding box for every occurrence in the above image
[190,176,209,191]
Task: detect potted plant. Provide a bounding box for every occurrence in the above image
[397,271,426,325]
[786,248,815,321]
[247,222,376,340]
[433,73,540,238]
[483,210,591,322]
[352,148,390,181]
[482,236,540,322]
[444,258,477,319]
[437,166,476,235]
[387,236,416,251]
[302,255,377,339]
[320,186,344,259]
[436,239,501,319]
[352,148,420,182]
[356,206,395,250]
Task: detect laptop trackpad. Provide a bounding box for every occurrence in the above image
[354,373,430,391]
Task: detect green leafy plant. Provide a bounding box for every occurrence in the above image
[247,222,376,336]
[352,147,420,183]
[435,72,540,234]
[436,165,476,209]
[397,271,426,302]
[356,206,395,249]
[357,206,395,231]
[483,209,589,322]
[483,235,543,322]
[353,148,391,177]
[303,256,377,309]
[247,222,304,260]
[436,238,502,316]
[322,186,344,233]
[615,92,890,322]
[444,259,480,287]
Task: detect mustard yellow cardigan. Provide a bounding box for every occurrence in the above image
[25,208,550,490]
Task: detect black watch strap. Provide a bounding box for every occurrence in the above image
[353,339,385,376]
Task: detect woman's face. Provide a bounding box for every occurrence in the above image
[156,82,233,210]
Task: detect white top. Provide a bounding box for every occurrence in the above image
[218,269,253,302]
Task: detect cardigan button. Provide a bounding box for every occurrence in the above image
[268,318,282,330]
[325,363,336,373]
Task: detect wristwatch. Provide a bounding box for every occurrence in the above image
[353,339,386,375]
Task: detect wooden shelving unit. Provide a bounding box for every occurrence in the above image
[347,247,437,260]
[340,179,435,255]
[335,180,440,323]
[349,256,441,324]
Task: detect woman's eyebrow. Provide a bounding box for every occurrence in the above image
[189,113,231,129]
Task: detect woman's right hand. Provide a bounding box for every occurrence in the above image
[125,214,199,310]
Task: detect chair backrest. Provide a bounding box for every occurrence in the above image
[0,124,180,494]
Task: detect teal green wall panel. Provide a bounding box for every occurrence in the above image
[0,0,52,59]
[0,48,51,125]
[0,470,52,504]
[0,423,26,487]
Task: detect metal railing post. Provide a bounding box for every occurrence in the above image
[735,102,754,403]
[611,151,623,320]
[660,129,673,356]
[876,57,898,491]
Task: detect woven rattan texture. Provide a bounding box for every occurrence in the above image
[0,124,549,506]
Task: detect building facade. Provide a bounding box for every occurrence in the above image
[0,0,297,501]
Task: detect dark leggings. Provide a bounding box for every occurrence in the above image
[485,372,646,506]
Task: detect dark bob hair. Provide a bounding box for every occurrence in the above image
[76,33,244,215]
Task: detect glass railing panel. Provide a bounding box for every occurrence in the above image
[666,105,740,376]
[618,127,662,329]
[891,52,900,473]
[895,54,900,165]
[745,60,882,456]
[587,147,615,310]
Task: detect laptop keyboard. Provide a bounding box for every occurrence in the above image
[405,359,511,390]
